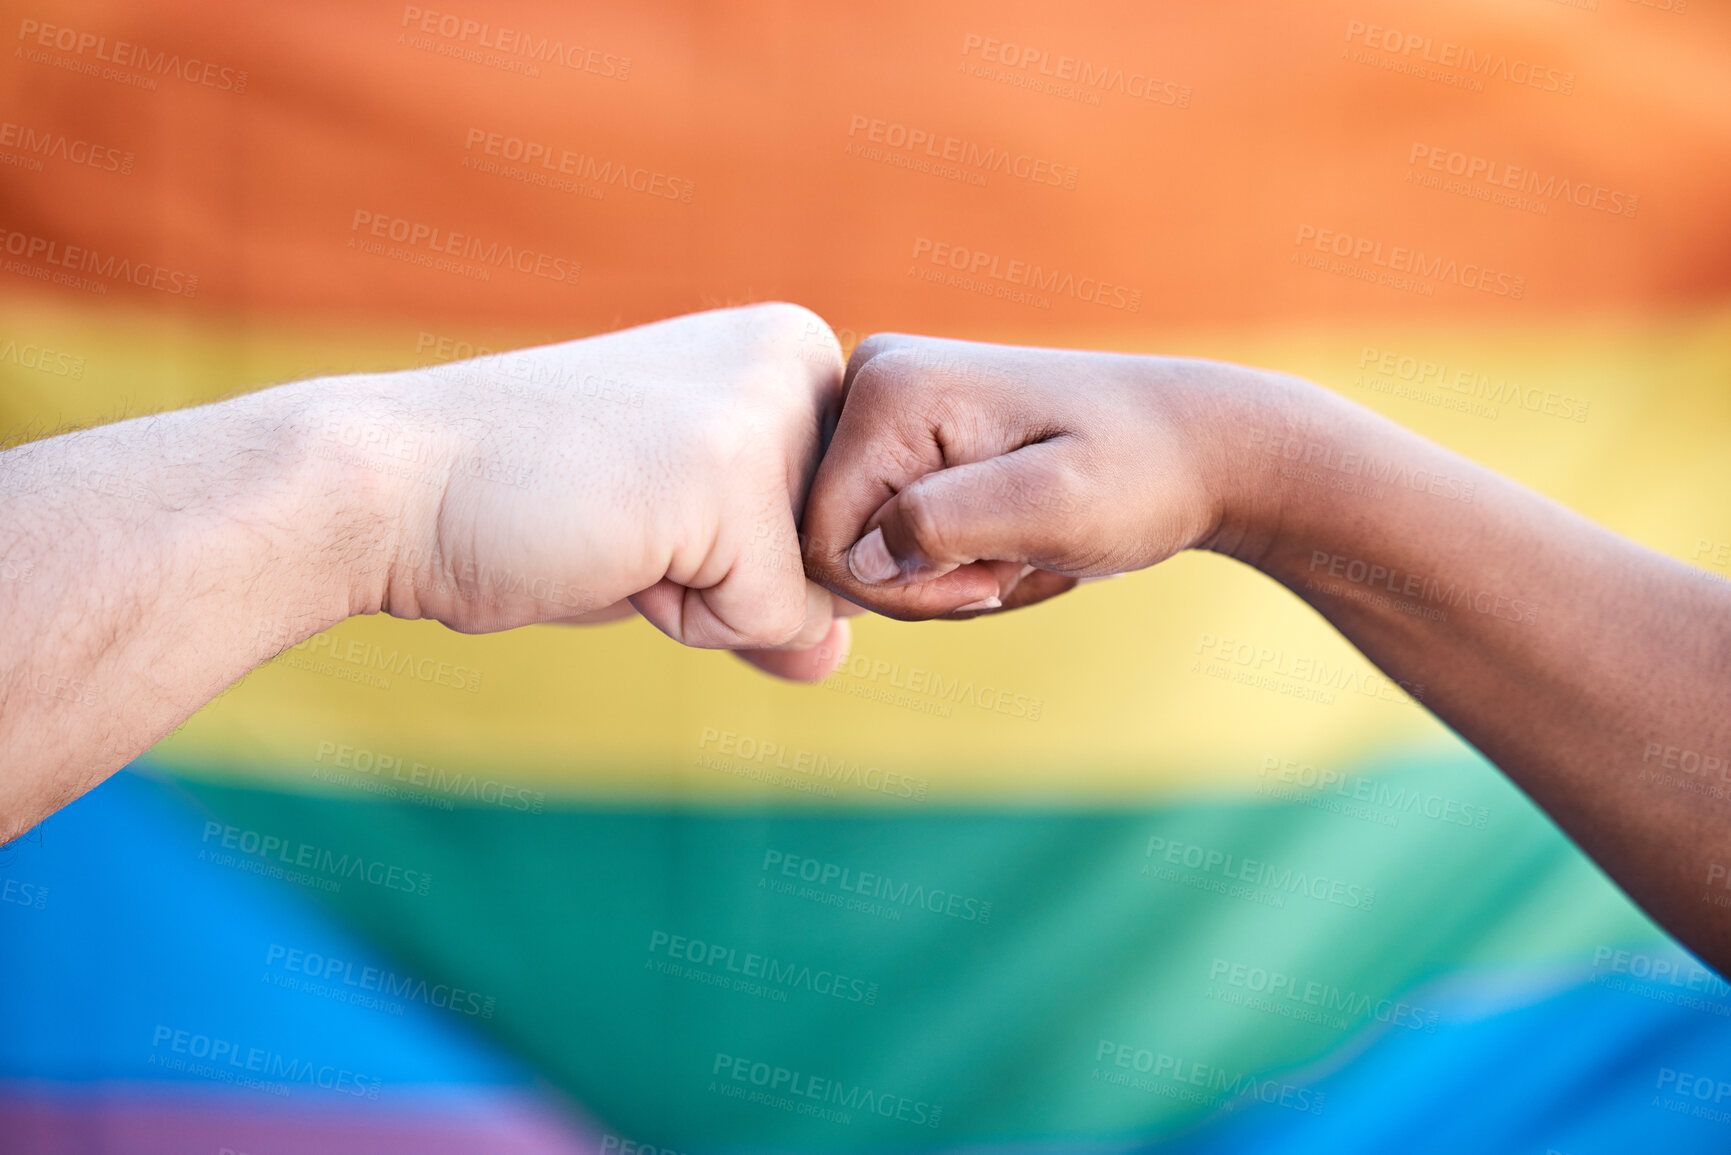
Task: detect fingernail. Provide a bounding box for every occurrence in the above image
[848,527,901,584]
[955,597,1001,613]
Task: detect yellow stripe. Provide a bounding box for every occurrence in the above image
[6,297,1729,804]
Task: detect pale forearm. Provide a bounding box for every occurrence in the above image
[1218,373,1731,963]
[0,305,853,840]
[0,377,406,839]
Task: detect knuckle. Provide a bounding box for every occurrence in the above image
[844,333,919,391]
[755,301,836,352]
[739,303,843,400]
[895,482,952,560]
[848,333,895,370]
[845,345,919,409]
[748,299,821,331]
[799,526,846,570]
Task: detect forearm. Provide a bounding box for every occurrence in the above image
[0,305,852,840]
[805,332,1731,957]
[1212,371,1731,964]
[0,377,410,840]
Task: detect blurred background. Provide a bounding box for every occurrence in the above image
[2,1,1729,1151]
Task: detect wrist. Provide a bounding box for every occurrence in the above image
[1194,364,1480,592]
[1181,364,1361,571]
[272,370,452,622]
[1130,359,1302,566]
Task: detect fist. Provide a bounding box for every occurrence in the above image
[801,333,1252,619]
[385,304,852,679]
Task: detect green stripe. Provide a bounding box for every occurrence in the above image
[175,747,1661,1149]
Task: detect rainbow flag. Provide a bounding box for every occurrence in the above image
[4,2,1731,1151]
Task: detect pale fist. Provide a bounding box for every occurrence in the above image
[383,304,853,680]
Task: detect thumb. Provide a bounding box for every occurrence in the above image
[734,614,852,682]
[841,441,1084,619]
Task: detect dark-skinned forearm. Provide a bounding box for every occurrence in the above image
[1211,374,1731,968]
